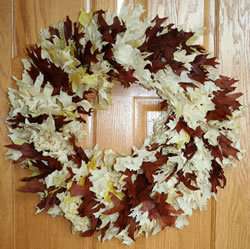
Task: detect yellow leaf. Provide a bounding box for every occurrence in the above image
[82,73,99,86]
[79,9,92,26]
[87,158,97,170]
[104,182,124,202]
[78,176,86,186]
[66,181,72,190]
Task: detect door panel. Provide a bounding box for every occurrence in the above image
[0,1,249,249]
[0,1,14,249]
[214,1,250,249]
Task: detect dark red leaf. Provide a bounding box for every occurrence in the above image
[65,167,75,183]
[53,115,71,131]
[6,143,43,162]
[209,160,226,193]
[188,54,218,83]
[203,138,223,161]
[80,229,95,237]
[182,138,197,159]
[49,26,60,38]
[6,143,62,170]
[69,134,89,164]
[8,113,48,128]
[149,193,182,228]
[69,182,90,197]
[160,100,168,110]
[142,152,168,183]
[165,165,178,182]
[27,46,72,95]
[146,143,160,151]
[178,82,198,91]
[80,41,99,72]
[18,179,45,193]
[103,193,125,215]
[214,75,238,93]
[78,199,104,217]
[140,200,156,212]
[21,171,51,182]
[64,16,73,45]
[108,64,137,88]
[48,26,60,40]
[127,217,137,239]
[140,18,194,74]
[28,114,49,123]
[206,87,242,121]
[114,208,130,232]
[96,10,126,43]
[100,222,111,239]
[8,113,26,128]
[37,187,65,211]
[159,215,177,227]
[175,117,204,138]
[176,170,199,191]
[124,170,137,199]
[218,134,239,158]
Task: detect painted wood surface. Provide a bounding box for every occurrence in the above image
[0,1,249,249]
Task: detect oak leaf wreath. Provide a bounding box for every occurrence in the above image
[6,5,243,245]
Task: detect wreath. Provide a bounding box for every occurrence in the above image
[6,5,243,245]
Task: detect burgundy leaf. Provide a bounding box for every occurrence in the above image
[64,16,73,45]
[65,167,75,183]
[100,222,111,239]
[6,143,43,163]
[69,182,90,197]
[103,193,125,215]
[146,143,161,151]
[178,82,198,91]
[96,10,126,43]
[182,138,197,159]
[188,54,218,83]
[37,187,65,211]
[28,114,49,123]
[53,115,71,131]
[175,117,204,138]
[83,89,98,103]
[149,193,182,228]
[48,26,60,40]
[18,179,45,193]
[159,215,177,228]
[76,105,92,117]
[203,138,223,161]
[165,165,178,182]
[206,88,242,121]
[21,171,51,182]
[80,41,99,72]
[176,170,199,191]
[78,199,104,217]
[209,160,226,193]
[114,208,130,232]
[218,134,239,158]
[69,134,89,165]
[8,113,49,128]
[214,75,238,93]
[124,170,137,199]
[142,152,168,183]
[140,200,156,212]
[127,217,137,240]
[8,113,26,128]
[27,46,72,95]
[108,65,137,88]
[140,18,194,74]
[80,230,95,237]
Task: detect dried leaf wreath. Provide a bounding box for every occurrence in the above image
[6,5,243,245]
